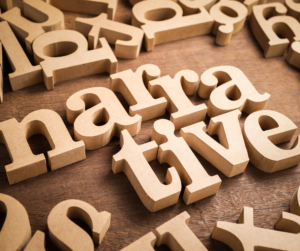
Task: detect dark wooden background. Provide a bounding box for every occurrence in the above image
[1,0,300,250]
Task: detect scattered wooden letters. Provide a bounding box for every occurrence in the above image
[250,2,300,57]
[181,109,249,178]
[131,0,214,51]
[43,0,118,20]
[121,211,207,250]
[110,64,167,121]
[212,185,300,250]
[76,13,144,59]
[112,129,181,212]
[198,65,270,118]
[0,21,43,91]
[33,31,117,90]
[148,69,207,129]
[0,194,111,251]
[66,87,141,150]
[152,119,221,205]
[0,0,64,55]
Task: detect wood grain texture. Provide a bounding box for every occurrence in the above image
[1,0,300,250]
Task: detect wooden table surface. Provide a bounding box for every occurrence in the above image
[1,0,300,250]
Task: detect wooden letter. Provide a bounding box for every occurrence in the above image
[181,110,249,178]
[33,30,117,90]
[212,206,300,250]
[154,212,208,250]
[286,41,300,69]
[76,13,144,59]
[290,186,300,216]
[24,231,46,251]
[0,193,31,251]
[0,0,64,55]
[198,65,270,118]
[179,0,217,14]
[0,0,13,11]
[210,0,248,45]
[110,64,167,121]
[286,0,300,21]
[152,119,221,205]
[112,129,181,212]
[149,70,207,130]
[121,232,156,251]
[242,110,300,173]
[0,21,43,91]
[43,0,118,20]
[250,2,300,57]
[0,109,86,184]
[47,199,110,251]
[66,87,141,150]
[132,0,214,51]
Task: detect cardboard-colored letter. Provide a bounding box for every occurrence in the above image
[242,110,300,173]
[250,2,300,57]
[286,0,300,21]
[155,212,208,250]
[0,109,86,184]
[132,0,214,51]
[43,0,118,20]
[286,41,300,69]
[33,30,117,90]
[66,87,141,150]
[290,186,300,216]
[112,129,181,212]
[24,231,46,251]
[0,21,43,91]
[199,65,270,118]
[120,232,156,251]
[181,110,249,177]
[210,0,248,45]
[0,0,64,55]
[212,206,300,250]
[110,64,167,121]
[0,0,13,11]
[179,0,217,14]
[152,119,221,205]
[76,13,144,59]
[0,193,31,251]
[149,70,207,129]
[48,199,110,251]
